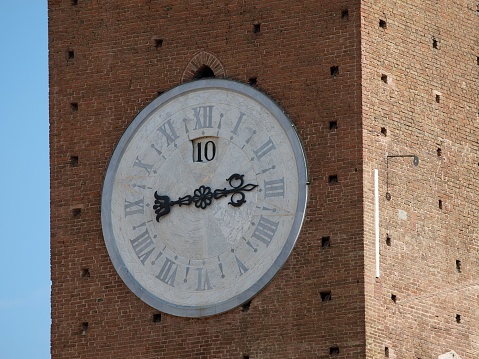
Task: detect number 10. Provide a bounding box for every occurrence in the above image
[196,141,216,162]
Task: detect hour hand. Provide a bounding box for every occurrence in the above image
[153,193,194,221]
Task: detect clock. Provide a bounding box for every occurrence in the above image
[101,79,308,317]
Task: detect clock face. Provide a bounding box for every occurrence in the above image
[101,79,308,317]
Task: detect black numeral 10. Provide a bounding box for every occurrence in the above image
[196,141,216,162]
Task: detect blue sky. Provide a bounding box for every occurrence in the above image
[0,2,50,358]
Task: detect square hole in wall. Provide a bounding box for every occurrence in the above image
[70,156,79,167]
[328,175,338,183]
[456,259,461,273]
[321,236,331,248]
[386,235,391,246]
[72,208,82,218]
[320,291,332,301]
[241,300,251,312]
[329,347,340,355]
[154,39,163,49]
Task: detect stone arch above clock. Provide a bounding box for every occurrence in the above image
[181,51,226,82]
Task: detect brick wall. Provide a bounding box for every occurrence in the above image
[49,0,364,358]
[362,1,479,358]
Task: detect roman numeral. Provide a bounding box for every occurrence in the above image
[235,255,249,276]
[231,112,245,136]
[252,215,279,246]
[124,197,144,216]
[253,137,276,160]
[193,106,214,130]
[133,156,154,175]
[157,119,179,146]
[196,267,213,291]
[156,257,178,287]
[130,229,156,265]
[264,178,285,198]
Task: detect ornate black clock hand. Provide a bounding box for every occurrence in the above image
[153,173,258,221]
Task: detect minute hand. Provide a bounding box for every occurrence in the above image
[153,173,258,222]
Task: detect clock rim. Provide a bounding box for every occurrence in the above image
[101,78,309,317]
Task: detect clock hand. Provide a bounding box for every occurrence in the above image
[153,173,258,221]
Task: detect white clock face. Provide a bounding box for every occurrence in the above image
[101,79,308,317]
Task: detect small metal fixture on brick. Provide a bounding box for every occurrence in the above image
[385,154,419,200]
